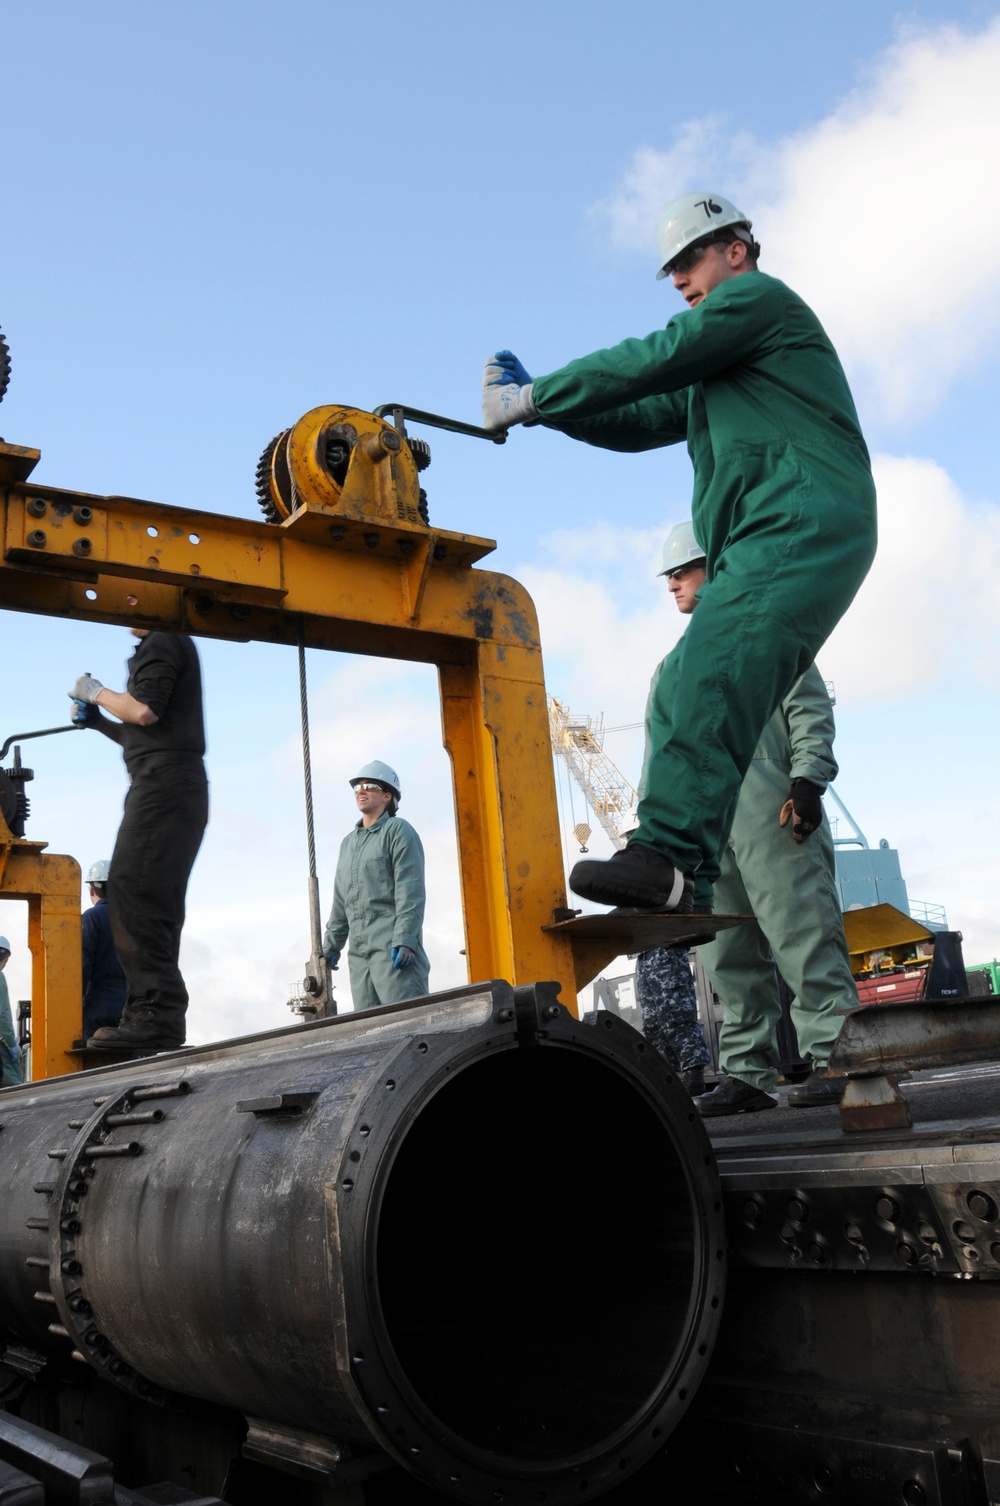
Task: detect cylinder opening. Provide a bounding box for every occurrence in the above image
[374,1046,701,1462]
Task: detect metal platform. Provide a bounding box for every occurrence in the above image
[543,910,749,951]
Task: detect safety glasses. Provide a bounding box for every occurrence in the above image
[666,238,723,277]
[354,781,387,793]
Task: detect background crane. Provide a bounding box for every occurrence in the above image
[548,697,638,852]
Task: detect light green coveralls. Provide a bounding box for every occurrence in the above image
[641,658,857,1091]
[323,811,431,1011]
[0,970,23,1088]
[533,272,877,888]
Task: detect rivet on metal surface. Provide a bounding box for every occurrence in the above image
[72,538,92,556]
[73,506,92,525]
[329,525,346,541]
[953,1220,977,1243]
[363,532,379,549]
[814,1463,836,1495]
[897,1242,919,1266]
[27,529,47,548]
[27,497,47,518]
[968,1191,998,1222]
[876,1195,899,1223]
[786,1197,808,1222]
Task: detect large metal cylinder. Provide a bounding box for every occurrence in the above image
[0,980,726,1502]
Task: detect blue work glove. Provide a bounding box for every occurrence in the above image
[69,697,98,726]
[482,351,537,431]
[492,349,533,387]
[391,945,415,971]
[324,948,340,970]
[70,673,105,704]
[7,1041,21,1063]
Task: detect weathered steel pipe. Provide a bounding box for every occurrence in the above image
[0,980,726,1503]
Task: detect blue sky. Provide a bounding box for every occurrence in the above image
[2,1,999,1034]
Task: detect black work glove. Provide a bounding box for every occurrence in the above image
[778,778,824,843]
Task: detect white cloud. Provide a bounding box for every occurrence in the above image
[821,452,1000,700]
[591,17,1000,422]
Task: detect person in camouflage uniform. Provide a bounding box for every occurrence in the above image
[634,945,709,1095]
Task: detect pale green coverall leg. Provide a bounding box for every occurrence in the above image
[532,272,877,885]
[0,970,23,1087]
[697,665,858,1092]
[323,811,431,1011]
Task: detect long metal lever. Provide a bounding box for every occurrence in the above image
[373,403,507,444]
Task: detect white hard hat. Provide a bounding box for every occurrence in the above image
[655,193,755,280]
[86,860,111,885]
[659,521,706,576]
[0,936,10,953]
[350,761,401,801]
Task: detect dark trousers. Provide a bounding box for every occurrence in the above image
[108,755,208,1039]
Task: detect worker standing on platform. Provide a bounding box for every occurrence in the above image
[69,630,208,1052]
[482,193,876,915]
[323,762,431,1011]
[642,522,858,1114]
[80,859,127,1040]
[0,936,24,1087]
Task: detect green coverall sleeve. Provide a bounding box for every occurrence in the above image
[531,274,785,447]
[781,664,839,789]
[388,822,427,952]
[323,838,351,955]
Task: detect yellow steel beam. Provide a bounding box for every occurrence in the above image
[0,826,82,1079]
[0,413,618,1064]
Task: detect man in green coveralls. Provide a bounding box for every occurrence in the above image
[645,523,859,1114]
[482,193,877,914]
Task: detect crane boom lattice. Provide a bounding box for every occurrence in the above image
[549,697,638,850]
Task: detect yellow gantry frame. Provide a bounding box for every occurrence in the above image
[0,408,619,1076]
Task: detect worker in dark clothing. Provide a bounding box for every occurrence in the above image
[482,192,877,915]
[81,859,127,1038]
[69,630,208,1051]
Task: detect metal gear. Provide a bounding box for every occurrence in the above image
[0,326,10,405]
[255,429,292,523]
[0,770,17,831]
[406,437,431,472]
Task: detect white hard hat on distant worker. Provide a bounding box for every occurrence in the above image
[86,860,111,885]
[0,936,10,953]
[656,193,757,281]
[659,521,706,576]
[350,761,401,801]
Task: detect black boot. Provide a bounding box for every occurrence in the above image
[570,844,693,912]
[787,1069,846,1107]
[88,1005,185,1054]
[680,1066,706,1096]
[695,1075,777,1116]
